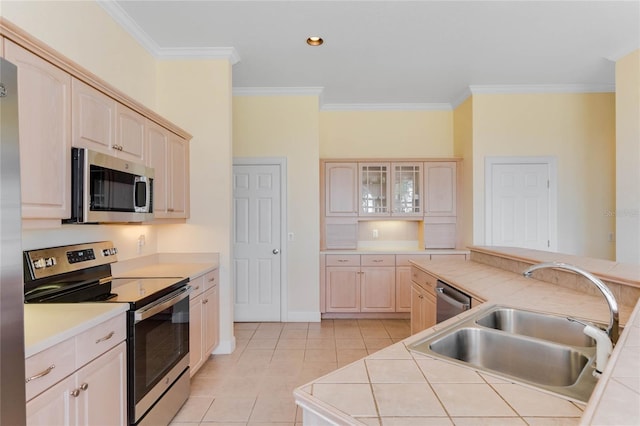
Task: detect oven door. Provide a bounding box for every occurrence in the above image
[130,286,190,424]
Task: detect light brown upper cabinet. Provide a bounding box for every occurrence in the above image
[72,79,145,164]
[4,40,71,223]
[423,161,458,248]
[359,163,390,216]
[424,161,457,216]
[146,120,190,220]
[325,162,358,216]
[360,162,424,218]
[391,162,422,217]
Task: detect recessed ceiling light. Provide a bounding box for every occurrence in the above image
[307,36,324,46]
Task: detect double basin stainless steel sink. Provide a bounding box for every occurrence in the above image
[409,305,601,402]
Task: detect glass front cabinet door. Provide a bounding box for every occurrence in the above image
[391,162,422,216]
[359,163,389,216]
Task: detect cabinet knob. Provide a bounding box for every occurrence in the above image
[70,389,80,398]
[80,383,89,391]
[208,277,215,282]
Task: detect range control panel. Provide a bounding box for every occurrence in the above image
[24,241,118,281]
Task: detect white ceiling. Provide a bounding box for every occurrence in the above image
[103,1,640,109]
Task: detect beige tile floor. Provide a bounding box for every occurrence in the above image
[170,318,410,426]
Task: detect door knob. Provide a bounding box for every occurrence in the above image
[273,249,280,254]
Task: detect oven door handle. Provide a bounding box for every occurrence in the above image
[134,286,191,323]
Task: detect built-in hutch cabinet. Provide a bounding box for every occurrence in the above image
[1,21,192,227]
[321,159,461,250]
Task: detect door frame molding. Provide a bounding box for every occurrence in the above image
[232,157,288,321]
[485,156,558,251]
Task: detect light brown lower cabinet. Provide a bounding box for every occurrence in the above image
[189,269,220,376]
[26,341,127,426]
[410,282,436,335]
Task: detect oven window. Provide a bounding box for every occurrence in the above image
[133,296,189,404]
[90,165,139,212]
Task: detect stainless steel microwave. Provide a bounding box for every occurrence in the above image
[67,148,154,223]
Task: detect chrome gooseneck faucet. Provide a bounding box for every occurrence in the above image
[522,262,619,345]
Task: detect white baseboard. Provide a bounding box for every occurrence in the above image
[212,337,236,355]
[286,311,321,322]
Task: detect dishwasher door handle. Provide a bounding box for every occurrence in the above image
[436,288,470,311]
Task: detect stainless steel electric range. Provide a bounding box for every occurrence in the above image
[23,241,191,426]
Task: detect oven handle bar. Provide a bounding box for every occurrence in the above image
[134,285,191,323]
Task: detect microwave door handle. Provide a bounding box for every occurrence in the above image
[133,176,149,211]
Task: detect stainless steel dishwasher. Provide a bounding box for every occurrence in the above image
[436,280,471,323]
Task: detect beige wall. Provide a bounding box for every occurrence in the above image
[1,1,157,107]
[320,110,453,158]
[471,93,616,259]
[154,59,234,351]
[615,49,640,264]
[233,96,320,319]
[453,97,474,248]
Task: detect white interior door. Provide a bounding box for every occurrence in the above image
[486,159,556,251]
[233,164,282,321]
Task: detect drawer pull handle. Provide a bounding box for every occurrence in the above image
[26,365,55,383]
[208,277,215,282]
[95,331,115,344]
[194,285,200,290]
[337,259,348,263]
[372,259,383,263]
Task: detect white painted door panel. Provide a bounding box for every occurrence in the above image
[233,165,281,321]
[490,163,550,250]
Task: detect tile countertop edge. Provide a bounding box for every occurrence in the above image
[24,303,129,358]
[293,388,369,426]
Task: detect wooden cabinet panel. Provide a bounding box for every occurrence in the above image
[361,254,395,267]
[395,266,412,313]
[4,40,71,221]
[424,162,457,216]
[26,374,74,426]
[168,134,189,217]
[424,216,457,249]
[324,218,358,249]
[75,342,126,426]
[189,293,204,376]
[203,284,219,356]
[361,266,395,312]
[410,282,436,335]
[71,78,115,153]
[146,121,189,219]
[325,162,358,216]
[326,267,361,312]
[326,254,360,267]
[115,103,145,163]
[25,338,75,402]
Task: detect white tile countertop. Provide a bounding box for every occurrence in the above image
[294,252,640,425]
[24,303,128,358]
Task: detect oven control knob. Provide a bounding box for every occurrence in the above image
[112,247,118,255]
[44,257,57,267]
[102,249,110,256]
[33,258,46,269]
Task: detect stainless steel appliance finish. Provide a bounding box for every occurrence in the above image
[68,147,154,223]
[409,305,599,402]
[0,57,27,425]
[435,280,471,323]
[23,241,190,425]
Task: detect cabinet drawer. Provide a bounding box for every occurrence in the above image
[25,338,75,402]
[326,254,360,267]
[76,314,126,368]
[411,266,437,292]
[204,269,219,292]
[361,254,395,267]
[396,254,430,267]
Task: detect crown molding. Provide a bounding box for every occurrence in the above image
[233,87,324,97]
[97,0,240,63]
[469,84,615,94]
[450,88,472,109]
[320,103,452,112]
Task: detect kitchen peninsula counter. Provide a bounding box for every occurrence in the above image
[295,249,640,425]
